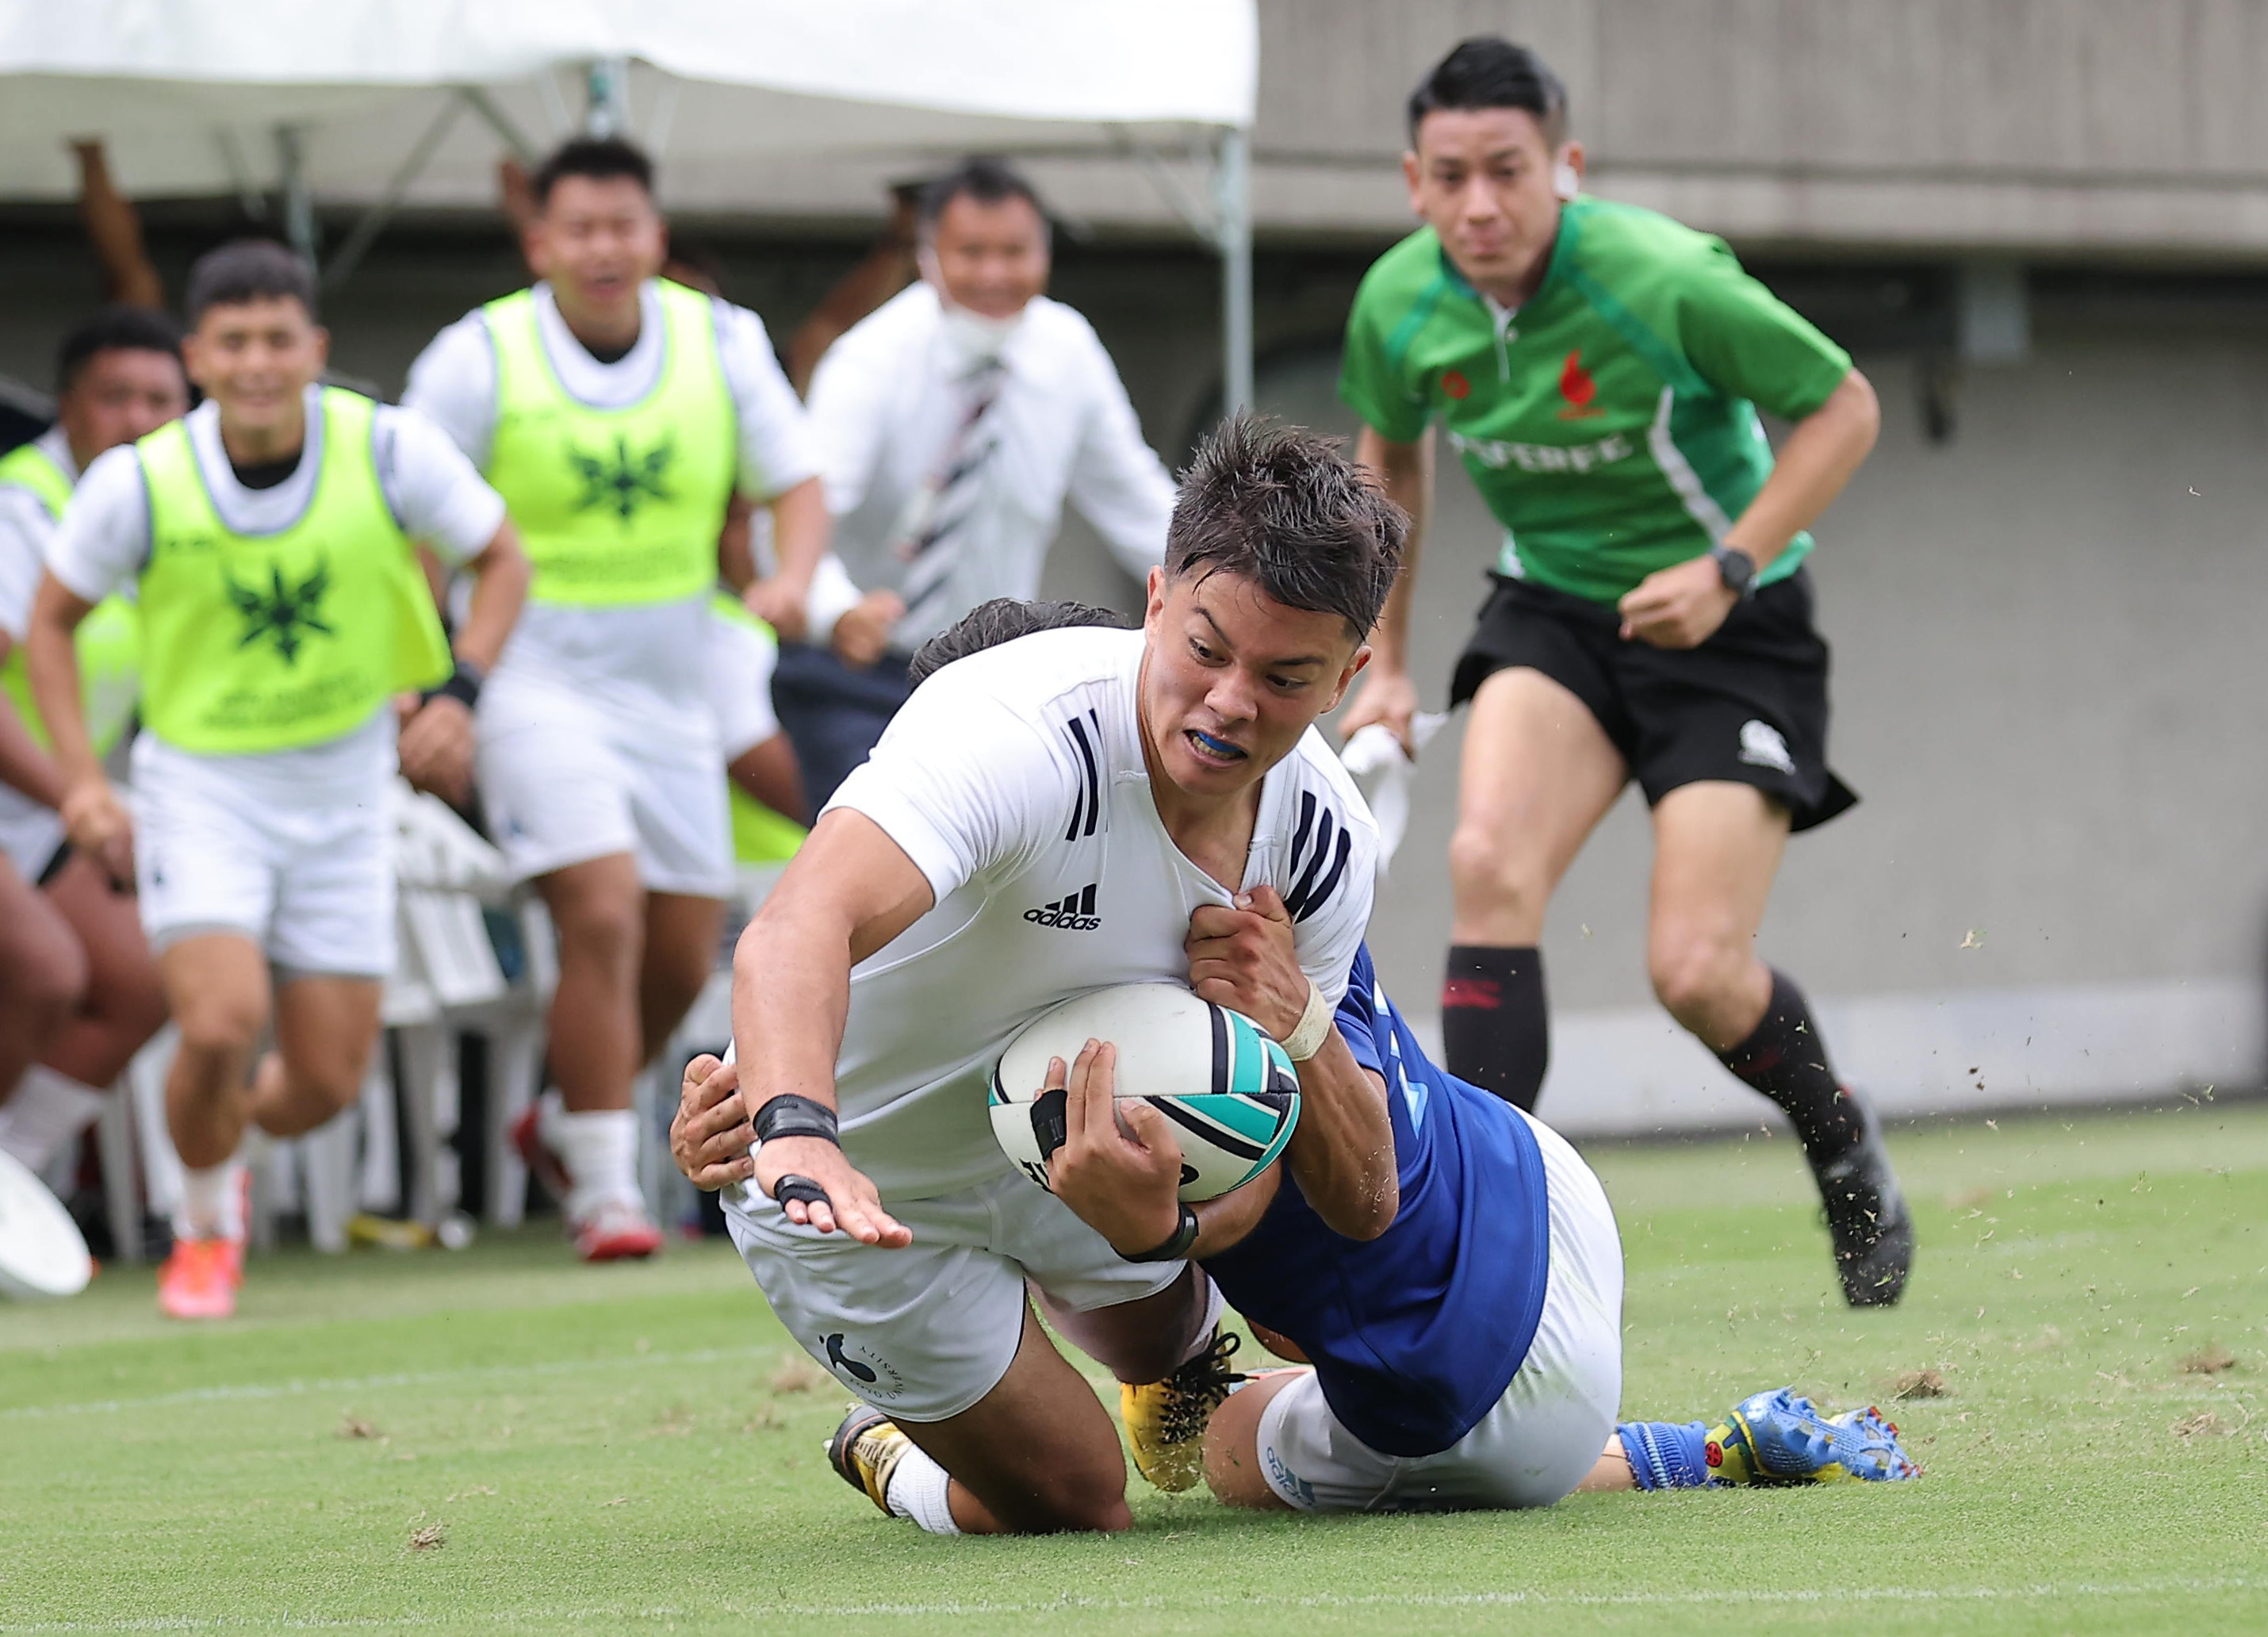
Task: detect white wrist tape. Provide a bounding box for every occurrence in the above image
[1281,979,1334,1062]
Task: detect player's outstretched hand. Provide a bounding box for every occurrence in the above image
[1337,666,1418,755]
[1617,555,1738,649]
[672,1054,756,1191]
[1044,1041,1186,1256]
[1186,885,1308,1042]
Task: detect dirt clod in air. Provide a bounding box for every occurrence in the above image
[408,1523,446,1551]
[2179,1344,2237,1376]
[769,1353,827,1394]
[2171,1412,2235,1439]
[1888,1369,1951,1400]
[339,1415,381,1440]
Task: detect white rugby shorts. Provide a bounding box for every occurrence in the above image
[722,1167,1185,1423]
[705,604,782,764]
[0,785,65,881]
[1255,1109,1626,1512]
[131,741,395,978]
[477,673,732,899]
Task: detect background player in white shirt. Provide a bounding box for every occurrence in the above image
[404,140,829,1259]
[675,420,1405,1534]
[0,308,185,1178]
[752,158,1178,805]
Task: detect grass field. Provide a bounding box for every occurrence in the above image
[5,1102,2265,1635]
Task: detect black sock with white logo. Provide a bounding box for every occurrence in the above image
[1714,968,1867,1168]
[1441,944,1548,1112]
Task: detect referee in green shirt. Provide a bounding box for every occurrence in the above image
[1338,36,1909,1305]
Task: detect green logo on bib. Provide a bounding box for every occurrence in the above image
[227,559,335,665]
[568,433,676,523]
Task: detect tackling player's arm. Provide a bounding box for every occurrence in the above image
[726,807,935,1246]
[1339,425,1435,752]
[1186,886,1398,1240]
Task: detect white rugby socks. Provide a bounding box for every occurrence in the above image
[538,1093,642,1221]
[1177,1276,1228,1366]
[0,1066,106,1174]
[176,1156,247,1242]
[883,1444,961,1535]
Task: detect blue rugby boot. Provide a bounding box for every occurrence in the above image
[1707,1387,1918,1484]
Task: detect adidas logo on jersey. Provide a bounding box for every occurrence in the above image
[1024,884,1101,931]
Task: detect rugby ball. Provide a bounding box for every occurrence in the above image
[990,983,1300,1202]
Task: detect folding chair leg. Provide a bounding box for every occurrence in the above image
[97,1083,143,1264]
[396,1022,461,1229]
[483,1019,542,1228]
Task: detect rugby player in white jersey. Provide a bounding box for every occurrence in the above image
[404,138,829,1260]
[676,419,1402,1533]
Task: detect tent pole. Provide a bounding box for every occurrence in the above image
[275,124,318,270]
[1213,127,1254,418]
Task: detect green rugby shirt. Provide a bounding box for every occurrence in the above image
[1339,197,1852,605]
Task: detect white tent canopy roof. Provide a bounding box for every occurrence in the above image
[0,0,1255,210]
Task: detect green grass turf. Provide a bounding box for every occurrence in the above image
[4,1103,2265,1635]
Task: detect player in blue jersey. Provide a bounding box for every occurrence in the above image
[672,597,1917,1525]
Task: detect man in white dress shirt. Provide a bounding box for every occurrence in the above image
[404,138,830,1261]
[753,158,1178,806]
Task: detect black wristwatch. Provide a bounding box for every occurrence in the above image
[1709,544,1759,599]
[1120,1202,1200,1263]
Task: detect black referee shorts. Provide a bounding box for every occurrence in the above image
[1448,569,1858,833]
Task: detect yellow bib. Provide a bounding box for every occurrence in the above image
[0,442,141,755]
[483,281,737,608]
[136,389,451,754]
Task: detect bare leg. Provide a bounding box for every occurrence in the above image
[895,1305,1137,1535]
[1199,1367,1302,1509]
[537,853,645,1114]
[37,854,168,1087]
[728,734,806,827]
[638,891,725,1065]
[1446,667,1627,946]
[1575,1435,1639,1493]
[1031,1263,1213,1384]
[248,976,384,1138]
[158,935,270,1169]
[0,861,87,1103]
[1645,782,1789,1049]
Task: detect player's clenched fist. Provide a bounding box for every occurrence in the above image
[1186,885,1308,1041]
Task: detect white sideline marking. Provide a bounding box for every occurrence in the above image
[2,1578,2261,1631]
[0,1344,775,1422]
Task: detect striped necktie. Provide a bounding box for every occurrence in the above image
[895,355,1006,628]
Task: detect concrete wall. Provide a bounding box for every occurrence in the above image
[1251,0,2268,255]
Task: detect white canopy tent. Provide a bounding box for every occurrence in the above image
[0,0,1259,407]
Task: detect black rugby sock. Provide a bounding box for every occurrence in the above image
[1442,945,1548,1111]
[1714,969,1867,1168]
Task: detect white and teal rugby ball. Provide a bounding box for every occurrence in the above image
[989,983,1301,1202]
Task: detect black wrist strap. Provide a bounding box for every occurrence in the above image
[1121,1202,1200,1263]
[753,1093,841,1145]
[420,658,484,711]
